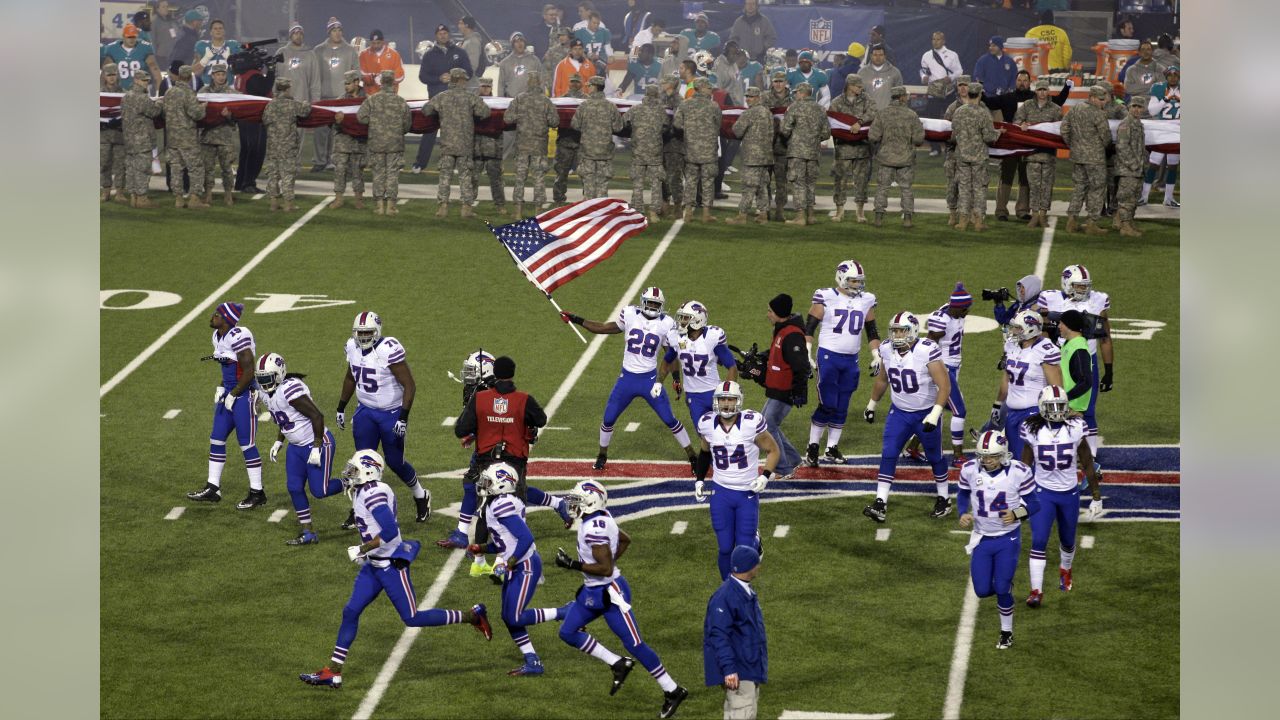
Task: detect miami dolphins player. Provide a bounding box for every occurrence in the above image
[1037,265,1112,457]
[100,24,162,90]
[560,287,697,472]
[659,300,738,425]
[996,310,1063,462]
[694,381,780,580]
[957,430,1039,650]
[804,259,881,466]
[335,311,430,530]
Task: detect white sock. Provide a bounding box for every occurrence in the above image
[515,636,535,655]
[247,465,263,491]
[999,604,1014,632]
[876,480,891,502]
[950,416,966,447]
[935,480,949,498]
[809,423,824,445]
[1163,183,1176,203]
[827,427,843,447]
[456,518,471,535]
[208,462,224,486]
[408,476,425,499]
[1030,557,1046,592]
[473,555,487,566]
[1060,547,1076,571]
[672,426,691,447]
[588,639,622,666]
[655,672,677,693]
[599,426,614,448]
[1141,181,1152,200]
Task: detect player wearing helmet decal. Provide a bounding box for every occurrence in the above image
[1038,264,1112,457]
[996,309,1063,462]
[659,300,738,425]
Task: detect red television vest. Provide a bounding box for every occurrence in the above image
[475,388,530,458]
[764,324,804,393]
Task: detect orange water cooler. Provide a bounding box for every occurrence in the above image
[1093,39,1139,84]
[1004,37,1051,79]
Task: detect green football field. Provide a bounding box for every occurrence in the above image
[100,190,1179,719]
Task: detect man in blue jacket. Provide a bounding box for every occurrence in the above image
[972,37,1018,97]
[413,24,474,173]
[704,545,767,719]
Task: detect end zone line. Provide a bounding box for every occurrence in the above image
[942,584,981,720]
[100,197,333,398]
[1034,215,1057,279]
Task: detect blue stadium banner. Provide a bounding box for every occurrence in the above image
[759,5,884,64]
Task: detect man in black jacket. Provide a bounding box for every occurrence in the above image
[982,71,1072,221]
[412,24,474,173]
[743,294,809,479]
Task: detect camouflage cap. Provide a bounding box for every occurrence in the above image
[1033,79,1050,90]
[479,76,494,87]
[569,73,583,83]
[102,61,118,73]
[275,76,292,89]
[380,69,397,83]
[693,77,711,91]
[771,70,787,81]
[644,84,661,97]
[794,81,812,94]
[343,69,361,82]
[588,75,605,88]
[133,68,151,81]
[955,74,971,86]
[209,63,229,74]
[1088,84,1108,99]
[968,82,983,95]
[889,85,907,98]
[1128,96,1146,108]
[449,67,470,81]
[845,75,863,88]
[555,26,572,37]
[745,86,762,98]
[660,76,678,87]
[178,64,193,78]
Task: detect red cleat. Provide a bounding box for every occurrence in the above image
[471,603,493,640]
[951,454,968,468]
[902,447,926,463]
[1059,568,1073,592]
[1026,589,1043,608]
[299,666,342,688]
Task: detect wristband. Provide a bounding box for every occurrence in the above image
[761,469,772,479]
[992,403,1001,410]
[1013,506,1028,520]
[337,398,348,413]
[1104,363,1113,376]
[570,314,586,326]
[398,407,411,422]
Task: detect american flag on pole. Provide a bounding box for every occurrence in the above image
[489,198,649,295]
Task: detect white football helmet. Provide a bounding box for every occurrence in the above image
[835,259,866,296]
[975,430,1011,471]
[477,462,520,498]
[675,300,708,335]
[694,50,714,74]
[888,311,920,349]
[1008,310,1043,343]
[1038,385,1070,422]
[254,352,286,393]
[1060,264,1092,302]
[342,449,385,498]
[639,286,665,319]
[566,479,608,519]
[764,48,787,71]
[352,311,382,350]
[713,380,743,419]
[415,40,436,58]
[462,350,496,384]
[485,40,510,65]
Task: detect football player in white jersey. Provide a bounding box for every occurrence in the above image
[1019,386,1099,607]
[256,353,345,545]
[335,312,430,528]
[862,312,953,523]
[467,463,572,676]
[659,300,738,425]
[804,260,881,466]
[957,430,1039,650]
[905,283,974,467]
[188,301,267,508]
[554,480,690,718]
[693,381,781,580]
[996,310,1063,462]
[561,287,697,472]
[1037,264,1113,454]
[299,450,492,689]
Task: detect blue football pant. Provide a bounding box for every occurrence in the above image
[685,390,713,427]
[811,349,859,430]
[710,484,761,580]
[971,527,1020,630]
[210,390,261,481]
[600,370,688,448]
[560,576,671,684]
[284,430,342,526]
[1003,406,1039,462]
[876,407,948,490]
[501,554,558,652]
[352,404,418,486]
[331,562,468,666]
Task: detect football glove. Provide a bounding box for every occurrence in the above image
[649,382,663,399]
[863,399,877,424]
[347,545,367,565]
[923,405,944,432]
[694,480,710,503]
[1085,498,1104,521]
[214,386,226,406]
[989,403,1004,427]
[749,473,770,494]
[223,390,238,411]
[555,546,583,571]
[671,380,683,399]
[1100,364,1113,393]
[270,440,283,463]
[336,411,345,430]
[308,447,322,466]
[393,420,408,438]
[869,354,882,377]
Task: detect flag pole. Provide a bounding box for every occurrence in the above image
[487,222,589,344]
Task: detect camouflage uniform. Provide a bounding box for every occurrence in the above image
[508,73,560,211]
[673,78,722,217]
[828,78,876,220]
[198,67,238,204]
[779,83,831,224]
[1060,86,1112,231]
[331,70,368,205]
[1013,81,1063,226]
[553,77,585,203]
[424,69,490,213]
[868,86,924,223]
[261,78,312,208]
[729,88,774,219]
[659,79,685,211]
[761,72,793,218]
[623,85,669,217]
[163,66,208,204]
[543,31,571,77]
[469,78,506,211]
[121,70,162,205]
[571,77,623,199]
[100,66,126,201]
[942,76,971,219]
[1114,98,1149,235]
[356,71,412,212]
[950,90,1001,226]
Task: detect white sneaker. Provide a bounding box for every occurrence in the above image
[726,165,738,174]
[720,182,731,193]
[151,160,163,175]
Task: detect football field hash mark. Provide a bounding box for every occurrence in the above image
[670,521,688,535]
[875,528,891,542]
[163,409,181,419]
[625,422,641,432]
[1082,535,1095,549]
[267,509,288,523]
[164,506,185,520]
[773,525,790,538]
[949,530,970,535]
[442,416,456,426]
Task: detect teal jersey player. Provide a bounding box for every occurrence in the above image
[681,29,721,54]
[101,39,156,90]
[193,38,243,85]
[625,58,663,95]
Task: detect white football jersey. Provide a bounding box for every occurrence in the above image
[958,459,1036,536]
[879,339,944,412]
[696,409,768,490]
[811,288,877,355]
[1037,289,1111,356]
[484,494,536,564]
[1004,337,1061,410]
[353,483,402,567]
[265,377,325,446]
[667,325,730,394]
[212,325,256,386]
[1020,417,1088,491]
[614,306,678,374]
[576,510,622,587]
[344,337,407,411]
[927,305,965,369]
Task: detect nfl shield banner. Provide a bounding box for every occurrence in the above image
[809,18,833,47]
[494,397,509,415]
[760,5,882,64]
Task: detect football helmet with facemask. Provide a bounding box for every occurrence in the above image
[566,479,608,519]
[477,462,520,498]
[255,352,286,394]
[1038,385,1070,422]
[352,311,383,350]
[1008,310,1043,343]
[713,380,743,419]
[835,260,866,296]
[639,286,665,319]
[1060,265,1092,302]
[975,430,1012,471]
[462,350,496,385]
[675,300,708,335]
[888,311,920,349]
[342,449,385,499]
[694,50,714,74]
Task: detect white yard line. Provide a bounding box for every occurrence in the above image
[163,409,181,419]
[1081,535,1095,549]
[670,520,688,535]
[163,506,185,520]
[779,713,894,720]
[267,509,288,523]
[773,525,790,538]
[625,422,641,432]
[875,528,891,542]
[100,198,332,398]
[1035,215,1057,279]
[942,584,981,720]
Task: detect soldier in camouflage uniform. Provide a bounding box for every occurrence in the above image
[329,70,367,210]
[424,68,491,218]
[761,71,792,221]
[727,86,773,224]
[553,74,586,203]
[1100,85,1128,217]
[1113,96,1149,237]
[659,77,685,216]
[100,63,126,203]
[1060,84,1112,235]
[829,75,876,223]
[261,76,312,211]
[163,65,209,209]
[623,84,669,222]
[351,68,412,215]
[198,63,238,207]
[779,82,830,226]
[571,76,623,200]
[942,75,971,226]
[508,72,560,216]
[469,77,508,215]
[672,77,722,222]
[868,85,924,227]
[543,27,572,78]
[1013,79,1063,228]
[950,83,1002,232]
[121,69,162,208]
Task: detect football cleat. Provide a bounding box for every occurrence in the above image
[470,603,493,640]
[341,509,358,530]
[436,530,469,549]
[823,445,846,464]
[508,652,545,676]
[1164,199,1180,208]
[414,494,432,523]
[930,496,953,519]
[863,498,887,523]
[299,666,342,688]
[187,483,222,502]
[902,446,926,463]
[286,531,319,546]
[1026,589,1043,608]
[236,489,267,510]
[609,656,635,696]
[1059,568,1073,592]
[593,452,608,472]
[996,631,1014,650]
[554,498,573,528]
[660,686,690,718]
[470,559,495,578]
[951,453,968,468]
[805,443,820,468]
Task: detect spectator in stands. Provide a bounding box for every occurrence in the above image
[728,0,777,64]
[972,36,1018,97]
[169,10,204,69]
[192,19,240,86]
[572,2,604,32]
[622,0,649,50]
[575,11,613,78]
[1113,17,1137,40]
[1153,33,1179,68]
[412,24,473,173]
[458,17,485,87]
[682,12,721,56]
[659,33,688,80]
[313,18,359,173]
[631,17,664,58]
[360,29,404,95]
[920,31,963,155]
[542,4,564,49]
[150,1,181,67]
[1026,10,1072,73]
[829,42,864,98]
[868,25,893,65]
[856,44,902,111]
[1121,40,1165,102]
[553,39,597,97]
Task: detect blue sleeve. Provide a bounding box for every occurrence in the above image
[993,302,1013,325]
[715,343,736,368]
[957,489,971,516]
[704,593,739,677]
[371,504,399,542]
[499,515,535,560]
[1021,490,1041,518]
[663,347,677,363]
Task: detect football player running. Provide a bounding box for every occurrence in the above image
[561,287,698,472]
[904,283,973,466]
[862,312,953,523]
[694,381,780,580]
[995,310,1063,461]
[299,450,492,689]
[555,480,691,718]
[659,300,738,425]
[957,430,1039,650]
[335,312,430,530]
[256,353,344,546]
[188,302,267,508]
[804,260,881,466]
[1019,385,1099,607]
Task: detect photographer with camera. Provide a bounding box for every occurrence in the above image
[230,38,282,194]
[985,274,1042,328]
[740,295,810,480]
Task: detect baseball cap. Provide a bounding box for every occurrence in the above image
[184,9,203,23]
[449,67,469,80]
[745,86,761,97]
[968,82,984,95]
[569,73,582,82]
[209,63,228,74]
[436,24,449,34]
[102,61,118,73]
[846,75,863,88]
[275,76,292,89]
[1128,96,1146,108]
[1034,79,1050,90]
[956,74,971,85]
[798,50,814,62]
[771,70,786,81]
[890,85,907,98]
[370,29,384,41]
[380,69,396,83]
[795,81,812,94]
[122,23,139,38]
[588,75,605,88]
[343,69,361,82]
[480,76,494,87]
[1088,84,1108,99]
